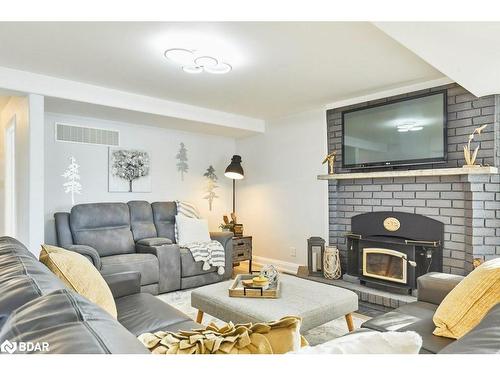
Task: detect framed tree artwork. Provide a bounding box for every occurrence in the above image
[108,148,151,192]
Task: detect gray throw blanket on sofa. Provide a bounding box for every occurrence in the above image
[182,240,225,275]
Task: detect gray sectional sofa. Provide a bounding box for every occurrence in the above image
[0,236,201,354]
[54,201,233,295]
[1,236,498,354]
[361,272,500,354]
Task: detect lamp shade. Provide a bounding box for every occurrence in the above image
[224,155,244,180]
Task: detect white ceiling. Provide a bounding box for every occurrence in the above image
[44,97,259,138]
[0,22,444,120]
[374,22,500,98]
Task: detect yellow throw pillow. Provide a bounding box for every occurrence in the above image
[433,258,500,339]
[246,316,304,354]
[138,316,307,354]
[39,244,117,319]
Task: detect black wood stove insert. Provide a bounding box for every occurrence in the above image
[346,211,443,293]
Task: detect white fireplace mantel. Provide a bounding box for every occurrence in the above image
[317,166,498,181]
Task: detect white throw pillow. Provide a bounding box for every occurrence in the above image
[175,215,211,246]
[294,331,422,354]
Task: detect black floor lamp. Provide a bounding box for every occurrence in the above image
[224,155,244,213]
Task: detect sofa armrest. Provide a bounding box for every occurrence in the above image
[417,272,464,305]
[136,237,172,247]
[102,271,141,299]
[66,244,102,270]
[210,231,233,248]
[210,232,233,279]
[136,243,181,293]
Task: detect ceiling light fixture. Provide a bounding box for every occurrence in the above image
[164,48,195,65]
[204,62,232,74]
[194,56,218,67]
[164,48,232,75]
[182,65,203,74]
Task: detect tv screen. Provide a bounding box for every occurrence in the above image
[342,91,447,168]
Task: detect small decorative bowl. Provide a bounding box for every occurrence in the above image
[252,276,269,288]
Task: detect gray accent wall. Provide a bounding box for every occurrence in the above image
[327,84,500,276]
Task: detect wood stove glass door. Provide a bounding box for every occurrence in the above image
[362,248,407,284]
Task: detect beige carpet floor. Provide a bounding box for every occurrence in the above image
[157,286,369,346]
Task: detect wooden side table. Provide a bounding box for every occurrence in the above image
[232,236,252,273]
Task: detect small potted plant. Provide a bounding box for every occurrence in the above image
[219,223,234,232]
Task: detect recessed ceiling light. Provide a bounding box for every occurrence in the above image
[164,48,195,66]
[204,62,232,74]
[182,65,203,74]
[194,56,218,68]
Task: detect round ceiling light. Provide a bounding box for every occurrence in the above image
[164,48,232,74]
[194,56,218,67]
[182,65,203,74]
[204,62,232,74]
[164,48,195,66]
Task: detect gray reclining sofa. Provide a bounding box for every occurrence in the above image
[361,272,500,354]
[0,236,201,354]
[54,201,233,295]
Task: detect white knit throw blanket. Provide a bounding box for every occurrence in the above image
[175,200,225,275]
[183,240,225,275]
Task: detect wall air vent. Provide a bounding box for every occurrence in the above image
[55,123,119,146]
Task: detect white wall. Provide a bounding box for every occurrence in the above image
[236,109,328,272]
[0,95,45,254]
[28,94,45,252]
[0,97,8,234]
[1,96,30,244]
[44,112,236,245]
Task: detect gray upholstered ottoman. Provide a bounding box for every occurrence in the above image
[191,274,358,332]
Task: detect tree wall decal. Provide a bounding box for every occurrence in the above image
[203,165,219,211]
[176,142,189,181]
[62,156,82,205]
[111,149,150,192]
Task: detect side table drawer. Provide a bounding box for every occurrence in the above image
[231,236,253,273]
[233,248,251,262]
[233,237,251,248]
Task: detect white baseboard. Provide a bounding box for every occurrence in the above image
[252,255,301,275]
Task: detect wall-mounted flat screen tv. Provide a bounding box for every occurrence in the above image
[342,91,447,169]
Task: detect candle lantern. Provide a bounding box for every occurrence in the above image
[307,237,326,276]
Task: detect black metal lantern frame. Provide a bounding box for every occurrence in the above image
[307,237,325,276]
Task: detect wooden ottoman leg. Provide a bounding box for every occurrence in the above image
[345,313,355,332]
[196,310,204,324]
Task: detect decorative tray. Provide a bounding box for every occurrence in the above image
[228,274,280,299]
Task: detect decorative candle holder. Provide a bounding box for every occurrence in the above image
[307,237,325,276]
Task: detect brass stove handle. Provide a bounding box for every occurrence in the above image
[405,239,439,247]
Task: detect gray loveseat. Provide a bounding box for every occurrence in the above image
[361,272,500,354]
[54,201,233,295]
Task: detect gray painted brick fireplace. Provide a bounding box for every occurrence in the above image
[326,83,500,276]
